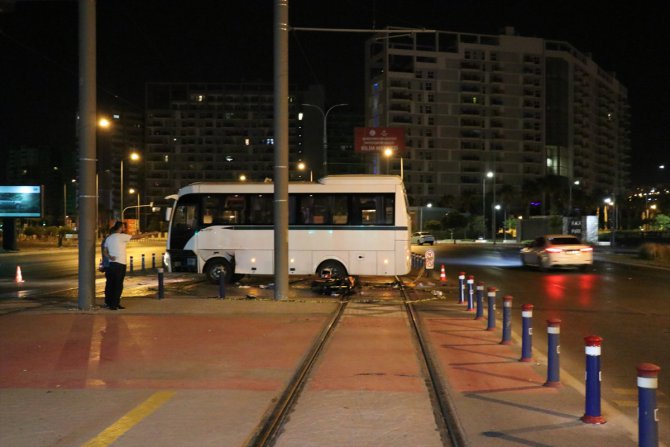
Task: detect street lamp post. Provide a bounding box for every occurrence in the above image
[302,103,347,177]
[604,197,616,246]
[491,174,497,243]
[120,151,140,221]
[482,171,493,239]
[568,179,580,216]
[419,203,432,231]
[297,162,313,182]
[383,148,393,174]
[63,179,76,226]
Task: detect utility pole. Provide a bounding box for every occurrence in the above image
[273,0,289,300]
[77,0,97,310]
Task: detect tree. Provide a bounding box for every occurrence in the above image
[442,211,469,229]
[424,220,442,232]
[654,214,670,230]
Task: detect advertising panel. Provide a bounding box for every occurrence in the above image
[0,185,43,218]
[354,127,405,153]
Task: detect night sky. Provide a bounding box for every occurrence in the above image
[1,0,668,184]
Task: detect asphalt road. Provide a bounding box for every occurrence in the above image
[0,240,167,298]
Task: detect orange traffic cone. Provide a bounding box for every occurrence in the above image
[440,265,447,283]
[15,266,24,283]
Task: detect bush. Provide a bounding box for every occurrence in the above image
[43,226,61,238]
[23,226,44,237]
[638,243,670,262]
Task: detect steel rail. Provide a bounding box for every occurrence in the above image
[244,298,349,447]
[398,276,466,447]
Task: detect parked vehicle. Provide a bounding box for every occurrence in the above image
[520,234,593,271]
[411,231,435,246]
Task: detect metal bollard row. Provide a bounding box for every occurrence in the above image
[450,268,660,440]
[157,267,164,299]
[475,283,484,320]
[520,304,533,362]
[486,287,497,331]
[458,272,466,304]
[129,253,163,274]
[581,335,606,424]
[637,363,661,447]
[544,319,561,387]
[500,295,512,344]
[466,275,475,311]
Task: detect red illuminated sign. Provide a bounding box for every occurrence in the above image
[354,127,405,153]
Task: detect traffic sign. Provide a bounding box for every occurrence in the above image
[425,249,435,270]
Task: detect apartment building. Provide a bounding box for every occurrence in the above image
[365,27,630,213]
[143,82,301,206]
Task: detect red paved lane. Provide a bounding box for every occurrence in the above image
[1,312,330,390]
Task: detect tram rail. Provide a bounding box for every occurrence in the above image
[245,276,463,447]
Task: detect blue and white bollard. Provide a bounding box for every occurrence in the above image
[141,253,146,272]
[466,276,475,311]
[458,272,466,304]
[637,363,660,447]
[486,287,497,331]
[157,267,164,299]
[544,319,562,387]
[520,304,533,362]
[475,283,484,320]
[501,295,513,345]
[129,256,134,273]
[581,335,606,424]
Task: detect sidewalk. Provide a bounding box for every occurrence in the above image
[416,299,644,446]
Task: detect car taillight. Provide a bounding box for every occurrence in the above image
[545,247,562,253]
[580,247,593,252]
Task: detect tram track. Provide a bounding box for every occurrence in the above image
[401,279,466,447]
[244,296,351,447]
[245,276,463,447]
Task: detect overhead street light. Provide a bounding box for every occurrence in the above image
[120,151,140,220]
[482,171,494,239]
[301,103,348,176]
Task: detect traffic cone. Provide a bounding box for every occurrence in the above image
[440,265,447,283]
[15,266,24,283]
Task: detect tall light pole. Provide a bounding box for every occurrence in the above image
[482,171,493,239]
[120,151,140,221]
[125,188,141,233]
[491,173,497,243]
[568,179,580,216]
[302,103,347,177]
[419,202,432,231]
[383,147,394,174]
[604,197,616,246]
[63,179,76,226]
[297,162,313,182]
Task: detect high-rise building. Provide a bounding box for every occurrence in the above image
[96,110,144,226]
[365,27,630,214]
[144,82,302,207]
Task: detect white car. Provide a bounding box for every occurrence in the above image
[411,231,435,245]
[520,234,593,271]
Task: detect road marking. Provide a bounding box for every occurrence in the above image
[85,317,105,388]
[81,390,175,447]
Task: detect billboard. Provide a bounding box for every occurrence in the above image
[0,185,43,218]
[354,127,405,153]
